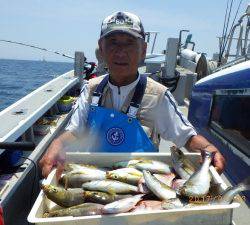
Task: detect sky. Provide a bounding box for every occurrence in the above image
[0,0,249,62]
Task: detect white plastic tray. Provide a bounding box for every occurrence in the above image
[28,152,240,225]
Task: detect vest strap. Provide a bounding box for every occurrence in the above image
[92,75,109,106]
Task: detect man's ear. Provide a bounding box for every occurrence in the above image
[141,41,147,61]
[98,39,104,56]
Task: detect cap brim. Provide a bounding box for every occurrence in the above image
[100,29,144,40]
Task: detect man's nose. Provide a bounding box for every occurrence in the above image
[114,44,127,57]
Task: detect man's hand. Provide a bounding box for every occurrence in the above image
[185,135,226,174]
[39,131,77,179]
[39,141,66,179]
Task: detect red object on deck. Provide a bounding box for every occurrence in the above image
[0,207,4,225]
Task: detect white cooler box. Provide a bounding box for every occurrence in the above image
[28,152,240,225]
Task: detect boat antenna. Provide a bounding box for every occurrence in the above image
[221,0,243,57]
[219,0,234,64]
[0,39,74,59]
[219,0,230,62]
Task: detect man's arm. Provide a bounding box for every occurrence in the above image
[185,134,226,174]
[39,131,77,178]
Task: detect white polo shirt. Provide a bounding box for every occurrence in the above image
[65,76,197,148]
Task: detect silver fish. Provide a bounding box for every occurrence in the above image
[131,200,163,212]
[41,184,84,207]
[64,163,98,172]
[113,159,171,174]
[60,168,106,188]
[143,170,176,200]
[43,203,104,217]
[106,168,143,185]
[153,173,176,187]
[102,194,144,214]
[83,190,133,204]
[112,159,142,169]
[170,146,196,179]
[179,150,213,197]
[82,180,139,194]
[215,176,250,204]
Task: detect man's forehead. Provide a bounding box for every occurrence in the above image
[104,33,138,41]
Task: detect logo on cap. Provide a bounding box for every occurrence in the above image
[106,127,125,146]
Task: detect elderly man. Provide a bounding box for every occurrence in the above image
[39,11,225,178]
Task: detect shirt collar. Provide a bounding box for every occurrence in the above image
[108,73,140,93]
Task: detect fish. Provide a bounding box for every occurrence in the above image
[162,198,184,209]
[113,159,171,174]
[43,203,104,217]
[143,170,176,200]
[171,179,187,191]
[102,194,144,214]
[60,168,106,188]
[112,159,142,169]
[170,146,196,179]
[106,168,143,185]
[83,190,133,204]
[215,176,250,204]
[153,173,176,187]
[179,150,213,197]
[64,163,98,172]
[41,184,85,207]
[131,200,163,212]
[82,180,139,194]
[44,197,64,212]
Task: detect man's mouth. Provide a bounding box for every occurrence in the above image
[114,62,128,66]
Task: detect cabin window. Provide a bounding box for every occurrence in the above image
[209,92,250,157]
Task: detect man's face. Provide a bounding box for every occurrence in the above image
[99,33,147,81]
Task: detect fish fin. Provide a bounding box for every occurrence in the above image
[107,188,116,195]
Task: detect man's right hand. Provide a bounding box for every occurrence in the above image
[39,131,77,179]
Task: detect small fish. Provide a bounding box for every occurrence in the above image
[215,176,250,204]
[143,170,176,200]
[106,168,143,185]
[179,150,213,197]
[64,163,97,172]
[44,197,64,212]
[131,200,163,212]
[102,194,144,214]
[60,168,106,188]
[113,159,171,174]
[170,146,196,179]
[82,180,139,194]
[43,203,104,217]
[171,179,187,191]
[162,198,184,209]
[153,173,176,187]
[83,190,132,204]
[112,159,142,169]
[41,184,84,207]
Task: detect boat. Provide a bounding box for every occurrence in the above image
[0,4,249,225]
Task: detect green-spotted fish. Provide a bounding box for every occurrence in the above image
[41,184,85,207]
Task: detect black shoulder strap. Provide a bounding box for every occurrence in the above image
[93,75,109,105]
[128,74,147,110]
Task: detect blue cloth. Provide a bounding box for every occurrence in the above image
[86,105,157,152]
[86,74,157,152]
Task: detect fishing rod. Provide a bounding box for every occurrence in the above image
[0,39,74,59]
[0,39,99,79]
